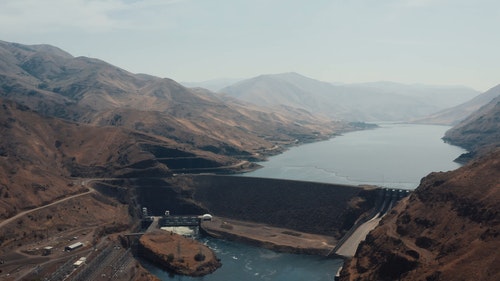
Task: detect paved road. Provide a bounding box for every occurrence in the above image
[169,160,250,173]
[0,187,94,229]
[334,216,382,257]
[334,188,410,257]
[146,216,160,232]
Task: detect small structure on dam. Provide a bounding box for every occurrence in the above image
[159,210,207,227]
[200,214,213,221]
[158,210,213,237]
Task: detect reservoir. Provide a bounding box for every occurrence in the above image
[245,123,466,189]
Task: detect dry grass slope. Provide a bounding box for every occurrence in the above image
[341,150,500,281]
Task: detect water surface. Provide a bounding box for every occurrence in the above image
[142,237,342,281]
[245,123,466,189]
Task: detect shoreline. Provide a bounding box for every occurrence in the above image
[236,122,378,169]
[200,216,338,256]
[139,230,221,277]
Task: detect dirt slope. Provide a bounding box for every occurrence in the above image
[340,150,500,281]
[0,99,237,220]
[443,93,500,162]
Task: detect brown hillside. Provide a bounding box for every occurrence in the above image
[0,40,348,160]
[0,98,238,279]
[0,99,236,220]
[340,149,500,281]
[0,98,136,218]
[443,93,500,161]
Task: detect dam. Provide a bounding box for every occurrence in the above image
[93,171,411,258]
[117,175,410,252]
[95,174,410,281]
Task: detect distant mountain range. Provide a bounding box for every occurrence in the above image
[196,72,480,122]
[181,78,243,92]
[413,84,500,125]
[443,90,500,161]
[0,41,347,160]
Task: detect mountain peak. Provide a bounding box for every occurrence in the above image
[0,40,73,59]
[255,72,314,82]
[219,73,480,122]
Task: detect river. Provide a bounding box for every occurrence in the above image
[146,123,466,280]
[245,123,466,189]
[142,236,343,281]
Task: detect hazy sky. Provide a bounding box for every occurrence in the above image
[0,0,498,91]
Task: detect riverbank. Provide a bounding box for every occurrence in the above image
[200,216,337,256]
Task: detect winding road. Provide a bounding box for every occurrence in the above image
[0,185,95,229]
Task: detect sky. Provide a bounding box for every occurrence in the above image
[0,0,498,91]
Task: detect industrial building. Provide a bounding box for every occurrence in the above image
[65,242,83,251]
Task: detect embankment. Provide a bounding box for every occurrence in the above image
[200,216,337,255]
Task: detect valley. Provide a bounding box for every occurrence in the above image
[0,41,369,280]
[217,73,479,122]
[0,40,499,281]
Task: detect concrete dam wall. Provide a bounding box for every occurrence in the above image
[130,175,383,239]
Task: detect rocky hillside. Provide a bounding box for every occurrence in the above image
[0,102,142,255]
[0,98,238,220]
[0,40,346,159]
[340,149,500,281]
[443,93,500,162]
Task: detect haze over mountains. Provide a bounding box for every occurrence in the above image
[0,40,350,161]
[192,72,480,122]
[181,78,243,92]
[414,84,500,125]
[1,39,499,281]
